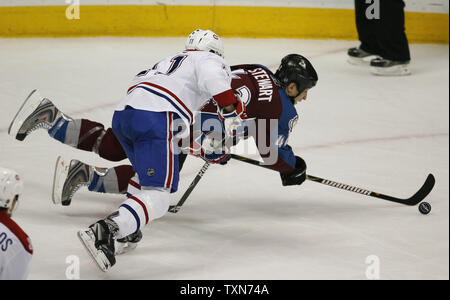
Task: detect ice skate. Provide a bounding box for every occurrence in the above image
[52,156,100,206]
[116,230,143,255]
[370,58,411,76]
[78,217,118,272]
[347,47,381,66]
[8,90,67,141]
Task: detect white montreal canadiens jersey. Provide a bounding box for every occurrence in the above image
[0,219,33,280]
[116,50,232,129]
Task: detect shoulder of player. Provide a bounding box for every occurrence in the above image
[0,213,33,255]
[184,50,225,62]
[231,64,273,74]
[277,89,299,128]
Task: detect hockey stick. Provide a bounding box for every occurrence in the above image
[168,161,211,213]
[230,154,435,206]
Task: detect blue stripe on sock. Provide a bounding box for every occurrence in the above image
[97,184,106,193]
[48,117,68,143]
[121,204,140,232]
[88,172,99,191]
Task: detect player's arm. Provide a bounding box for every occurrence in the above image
[197,57,250,127]
[271,142,307,187]
[279,152,307,186]
[257,119,307,186]
[197,56,236,107]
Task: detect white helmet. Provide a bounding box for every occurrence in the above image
[185,29,205,50]
[0,167,23,211]
[185,29,224,58]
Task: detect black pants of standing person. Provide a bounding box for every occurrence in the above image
[355,0,411,62]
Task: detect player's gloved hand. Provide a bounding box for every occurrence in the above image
[280,156,307,186]
[186,131,230,165]
[200,133,230,165]
[202,151,231,165]
[218,93,253,138]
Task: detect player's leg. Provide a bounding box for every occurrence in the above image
[78,110,180,270]
[370,0,411,75]
[348,0,382,65]
[110,111,180,239]
[8,90,127,162]
[52,157,134,206]
[52,152,188,206]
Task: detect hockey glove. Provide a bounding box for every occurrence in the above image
[200,133,230,165]
[280,156,307,186]
[218,93,253,138]
[185,131,230,165]
[202,151,231,165]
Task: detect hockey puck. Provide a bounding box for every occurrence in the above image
[418,202,432,215]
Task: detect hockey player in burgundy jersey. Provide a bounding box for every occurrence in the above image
[0,167,33,280]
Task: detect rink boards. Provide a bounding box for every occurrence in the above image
[0,1,448,43]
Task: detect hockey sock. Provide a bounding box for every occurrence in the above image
[87,165,134,194]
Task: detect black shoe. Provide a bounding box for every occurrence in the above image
[116,230,143,255]
[347,47,380,65]
[78,216,119,272]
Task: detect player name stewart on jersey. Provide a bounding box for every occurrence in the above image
[247,67,274,102]
[0,211,33,280]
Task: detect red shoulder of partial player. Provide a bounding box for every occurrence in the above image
[0,211,33,255]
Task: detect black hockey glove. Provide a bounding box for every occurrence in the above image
[280,156,307,186]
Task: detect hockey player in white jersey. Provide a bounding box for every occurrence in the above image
[80,29,246,271]
[7,29,248,271]
[0,167,33,280]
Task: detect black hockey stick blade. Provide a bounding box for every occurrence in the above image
[373,173,435,206]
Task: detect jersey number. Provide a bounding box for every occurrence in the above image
[165,55,188,75]
[137,55,188,77]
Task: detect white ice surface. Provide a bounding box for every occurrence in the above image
[0,37,448,280]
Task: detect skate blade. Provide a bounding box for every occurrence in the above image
[8,89,43,140]
[52,156,69,205]
[77,229,111,272]
[370,65,411,76]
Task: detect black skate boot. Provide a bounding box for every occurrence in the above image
[78,215,119,272]
[116,230,143,255]
[52,156,106,206]
[370,58,411,76]
[347,47,380,65]
[8,90,71,141]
